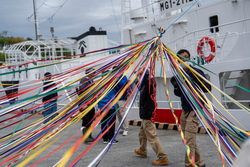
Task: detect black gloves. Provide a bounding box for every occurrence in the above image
[170,77,179,88]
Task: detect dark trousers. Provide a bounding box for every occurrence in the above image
[82,107,95,128]
[101,109,116,141]
[43,102,57,124]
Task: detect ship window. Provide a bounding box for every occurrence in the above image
[210,15,219,33]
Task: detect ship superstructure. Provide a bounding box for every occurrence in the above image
[121,0,250,129]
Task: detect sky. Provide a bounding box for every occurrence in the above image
[0,0,124,44]
[0,0,217,45]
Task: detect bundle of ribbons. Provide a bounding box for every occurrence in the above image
[0,33,249,167]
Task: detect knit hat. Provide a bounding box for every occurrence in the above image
[44,72,52,77]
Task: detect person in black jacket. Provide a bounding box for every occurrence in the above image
[171,49,211,167]
[134,69,169,166]
[42,72,58,124]
[78,68,96,143]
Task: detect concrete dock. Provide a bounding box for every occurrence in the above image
[0,113,230,167]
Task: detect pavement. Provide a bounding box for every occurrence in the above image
[0,114,228,167]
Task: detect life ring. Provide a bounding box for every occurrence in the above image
[197,37,215,62]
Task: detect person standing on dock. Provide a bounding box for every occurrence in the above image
[171,49,211,167]
[134,69,169,166]
[78,68,96,143]
[42,72,58,124]
[113,66,129,136]
[98,70,124,144]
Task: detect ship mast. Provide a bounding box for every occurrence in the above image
[33,0,40,40]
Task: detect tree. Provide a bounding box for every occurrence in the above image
[26,37,33,41]
[0,31,29,46]
[4,37,25,45]
[0,52,6,61]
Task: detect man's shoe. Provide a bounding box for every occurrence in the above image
[152,157,169,166]
[88,135,95,141]
[112,140,119,144]
[119,130,124,134]
[122,130,128,136]
[199,164,205,167]
[134,148,147,158]
[84,136,94,143]
[103,139,109,144]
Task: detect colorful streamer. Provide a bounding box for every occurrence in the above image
[0,29,249,167]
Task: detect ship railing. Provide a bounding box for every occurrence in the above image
[131,100,181,109]
[127,99,249,110]
[42,95,183,110]
[4,39,75,64]
[223,100,250,103]
[5,41,41,63]
[157,100,182,109]
[222,100,250,109]
[30,99,182,112]
[1,39,76,81]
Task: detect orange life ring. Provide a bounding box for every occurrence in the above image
[197,37,215,62]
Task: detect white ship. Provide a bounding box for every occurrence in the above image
[121,0,250,129]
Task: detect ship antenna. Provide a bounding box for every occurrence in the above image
[33,0,40,40]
